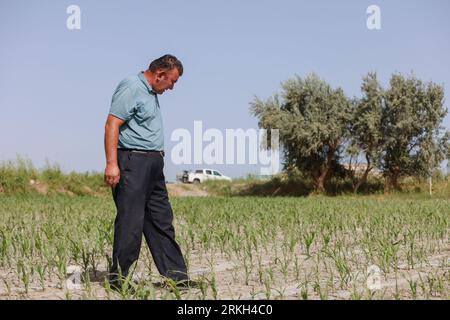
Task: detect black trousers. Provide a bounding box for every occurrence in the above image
[110,149,188,282]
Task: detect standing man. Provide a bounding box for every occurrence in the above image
[104,54,196,289]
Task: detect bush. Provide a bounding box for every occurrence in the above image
[0,156,38,194]
[0,157,109,196]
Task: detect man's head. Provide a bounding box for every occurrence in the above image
[145,54,183,95]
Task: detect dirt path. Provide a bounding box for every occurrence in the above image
[167,183,210,197]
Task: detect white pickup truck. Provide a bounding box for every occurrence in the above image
[187,169,232,184]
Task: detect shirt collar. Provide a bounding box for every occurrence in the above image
[138,71,156,95]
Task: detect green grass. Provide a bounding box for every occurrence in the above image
[1,156,448,198]
[202,173,450,199]
[0,157,448,299]
[0,193,448,299]
[0,156,109,196]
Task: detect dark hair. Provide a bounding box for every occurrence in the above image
[148,54,183,76]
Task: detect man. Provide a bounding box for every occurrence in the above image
[104,54,196,290]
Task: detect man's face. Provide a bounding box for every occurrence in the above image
[152,68,179,94]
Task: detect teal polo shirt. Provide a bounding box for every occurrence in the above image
[109,72,164,151]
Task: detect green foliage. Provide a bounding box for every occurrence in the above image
[251,74,352,192]
[382,74,449,189]
[0,194,448,299]
[0,156,109,196]
[0,156,38,194]
[251,72,450,193]
[348,73,385,192]
[41,160,63,185]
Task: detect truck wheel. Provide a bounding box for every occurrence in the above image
[193,179,200,185]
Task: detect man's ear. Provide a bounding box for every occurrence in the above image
[155,70,166,81]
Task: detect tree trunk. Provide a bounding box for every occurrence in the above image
[314,146,335,193]
[353,155,372,193]
[316,173,327,193]
[386,169,401,192]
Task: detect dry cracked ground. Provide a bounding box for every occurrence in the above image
[0,238,448,300]
[0,190,448,300]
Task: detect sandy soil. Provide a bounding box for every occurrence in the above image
[0,237,448,300]
[167,183,210,197]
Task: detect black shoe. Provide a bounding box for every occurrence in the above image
[175,279,202,290]
[153,279,201,290]
[107,276,122,292]
[107,277,137,295]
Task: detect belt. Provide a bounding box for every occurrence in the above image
[118,148,165,157]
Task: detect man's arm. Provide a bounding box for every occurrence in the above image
[104,114,126,187]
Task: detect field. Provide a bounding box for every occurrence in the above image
[0,192,448,300]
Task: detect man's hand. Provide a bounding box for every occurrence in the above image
[104,114,126,187]
[104,163,121,187]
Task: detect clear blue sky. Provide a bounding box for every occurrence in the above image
[1,0,449,180]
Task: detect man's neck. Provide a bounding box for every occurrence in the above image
[143,71,155,92]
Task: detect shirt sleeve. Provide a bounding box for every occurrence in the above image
[109,81,136,121]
